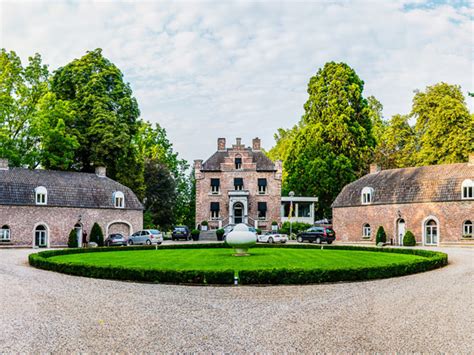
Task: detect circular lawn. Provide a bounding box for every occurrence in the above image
[29,244,448,285]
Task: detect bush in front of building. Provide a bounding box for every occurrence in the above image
[191,229,200,241]
[216,228,225,241]
[89,223,104,247]
[67,229,78,248]
[375,226,387,244]
[403,230,416,246]
[279,221,312,235]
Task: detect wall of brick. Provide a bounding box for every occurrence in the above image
[333,200,473,246]
[0,205,142,247]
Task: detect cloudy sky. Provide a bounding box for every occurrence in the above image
[1,0,472,163]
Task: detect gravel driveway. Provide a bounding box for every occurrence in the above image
[0,247,472,353]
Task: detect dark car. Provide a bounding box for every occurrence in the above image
[172,226,191,241]
[296,226,336,244]
[104,233,127,246]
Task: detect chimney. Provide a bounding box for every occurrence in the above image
[0,158,8,170]
[194,159,203,170]
[469,153,474,166]
[95,166,106,177]
[217,138,226,151]
[236,137,242,146]
[370,164,381,174]
[252,137,261,151]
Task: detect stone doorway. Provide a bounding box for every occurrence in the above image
[233,203,243,224]
[397,219,405,245]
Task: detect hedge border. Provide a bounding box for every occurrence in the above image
[29,243,447,285]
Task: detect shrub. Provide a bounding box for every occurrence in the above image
[67,229,78,248]
[89,223,104,247]
[271,221,278,226]
[216,228,225,241]
[255,228,262,235]
[375,226,386,244]
[403,230,416,246]
[279,221,312,235]
[201,221,208,226]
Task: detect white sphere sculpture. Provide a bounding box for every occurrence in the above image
[226,223,257,256]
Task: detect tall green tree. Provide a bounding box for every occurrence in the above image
[412,82,473,165]
[51,48,140,185]
[284,62,375,217]
[367,95,386,145]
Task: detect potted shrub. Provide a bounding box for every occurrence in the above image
[216,228,225,241]
[201,221,209,231]
[271,221,278,231]
[403,230,416,246]
[256,228,262,235]
[375,226,387,245]
[191,229,200,241]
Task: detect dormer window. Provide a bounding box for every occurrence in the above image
[361,187,374,204]
[234,178,243,191]
[210,178,220,194]
[235,156,242,170]
[258,178,267,194]
[35,186,47,205]
[113,191,125,208]
[461,179,473,199]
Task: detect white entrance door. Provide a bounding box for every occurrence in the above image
[397,219,405,245]
[35,226,48,248]
[425,219,438,245]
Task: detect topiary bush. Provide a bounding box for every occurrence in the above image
[67,229,78,248]
[375,226,387,244]
[403,230,416,246]
[89,223,104,247]
[216,228,225,241]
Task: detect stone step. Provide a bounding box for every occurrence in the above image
[199,230,218,241]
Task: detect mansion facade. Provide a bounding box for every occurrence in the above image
[332,155,474,246]
[195,137,282,231]
[0,159,143,248]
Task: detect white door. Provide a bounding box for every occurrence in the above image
[398,220,405,245]
[425,220,438,245]
[35,228,47,247]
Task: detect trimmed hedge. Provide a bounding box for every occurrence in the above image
[29,243,447,286]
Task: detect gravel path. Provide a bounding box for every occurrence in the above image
[0,247,472,353]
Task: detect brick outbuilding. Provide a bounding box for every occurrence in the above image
[0,160,143,248]
[194,137,282,231]
[332,157,473,246]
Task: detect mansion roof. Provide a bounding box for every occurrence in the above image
[202,149,276,171]
[332,162,474,208]
[0,168,143,210]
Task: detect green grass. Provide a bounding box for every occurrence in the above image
[49,248,427,271]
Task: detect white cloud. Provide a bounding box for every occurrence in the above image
[1,0,472,163]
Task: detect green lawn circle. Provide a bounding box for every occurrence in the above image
[29,244,448,285]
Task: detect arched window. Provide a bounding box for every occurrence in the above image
[461,179,473,199]
[424,219,438,245]
[35,186,47,205]
[113,191,125,208]
[1,225,10,241]
[463,220,473,237]
[34,224,48,248]
[361,187,374,204]
[363,223,371,238]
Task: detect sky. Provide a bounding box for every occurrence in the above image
[1,0,473,164]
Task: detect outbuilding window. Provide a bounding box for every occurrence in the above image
[210,202,220,219]
[361,187,374,204]
[1,225,10,241]
[258,178,267,194]
[35,186,47,205]
[461,179,473,199]
[363,224,371,238]
[113,191,125,208]
[463,221,473,237]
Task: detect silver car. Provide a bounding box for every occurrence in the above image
[128,229,163,245]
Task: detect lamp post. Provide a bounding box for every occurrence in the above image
[289,191,295,238]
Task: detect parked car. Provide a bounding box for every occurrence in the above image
[296,226,336,244]
[172,226,191,241]
[104,233,127,246]
[257,231,288,244]
[223,224,258,241]
[128,229,163,245]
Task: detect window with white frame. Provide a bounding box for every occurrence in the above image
[35,186,47,205]
[363,223,371,238]
[361,187,374,204]
[1,225,10,241]
[210,202,220,219]
[113,191,125,208]
[461,179,473,199]
[463,220,473,237]
[258,178,267,194]
[210,178,220,194]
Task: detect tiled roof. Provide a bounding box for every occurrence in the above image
[332,163,474,208]
[202,149,276,171]
[0,168,143,210]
